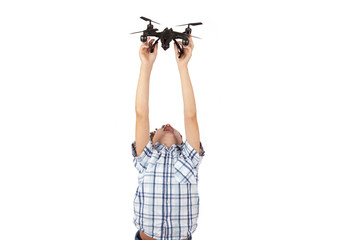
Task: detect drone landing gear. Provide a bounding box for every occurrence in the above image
[174,40,184,58]
[150,38,160,53]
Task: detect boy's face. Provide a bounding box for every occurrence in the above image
[152,124,183,148]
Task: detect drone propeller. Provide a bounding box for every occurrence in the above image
[175,22,202,27]
[140,16,161,25]
[175,22,203,35]
[130,28,158,34]
[188,35,202,39]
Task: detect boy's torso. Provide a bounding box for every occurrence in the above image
[134,146,199,239]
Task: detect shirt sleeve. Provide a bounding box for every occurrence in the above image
[180,140,205,170]
[131,139,154,173]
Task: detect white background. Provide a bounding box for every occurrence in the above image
[1,0,359,239]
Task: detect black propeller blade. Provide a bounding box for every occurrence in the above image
[187,35,202,39]
[130,28,158,34]
[140,16,160,25]
[176,22,203,27]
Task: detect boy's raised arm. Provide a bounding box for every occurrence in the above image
[135,38,158,156]
[135,64,151,156]
[174,35,201,154]
[179,66,201,155]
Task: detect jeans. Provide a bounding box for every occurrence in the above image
[135,230,192,240]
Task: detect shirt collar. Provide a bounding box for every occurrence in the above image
[154,142,183,153]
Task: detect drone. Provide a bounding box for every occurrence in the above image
[130,16,203,58]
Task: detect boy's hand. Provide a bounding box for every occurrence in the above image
[174,34,194,68]
[139,37,158,66]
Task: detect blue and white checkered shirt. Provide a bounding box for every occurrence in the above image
[131,139,205,240]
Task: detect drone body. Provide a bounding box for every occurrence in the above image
[130,16,202,58]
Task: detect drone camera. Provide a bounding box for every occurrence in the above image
[163,43,170,50]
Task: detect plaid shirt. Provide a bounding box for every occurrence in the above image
[131,139,205,240]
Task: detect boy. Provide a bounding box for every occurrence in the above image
[131,35,205,240]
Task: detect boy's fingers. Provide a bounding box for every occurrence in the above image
[189,36,193,47]
[143,37,149,46]
[188,34,194,47]
[142,37,150,45]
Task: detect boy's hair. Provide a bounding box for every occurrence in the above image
[150,124,183,145]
